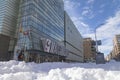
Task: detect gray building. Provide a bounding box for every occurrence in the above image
[64,11,83,62]
[0,0,20,61]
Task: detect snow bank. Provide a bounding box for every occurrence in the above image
[0,60,120,80]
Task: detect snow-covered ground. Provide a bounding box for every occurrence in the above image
[0,60,120,80]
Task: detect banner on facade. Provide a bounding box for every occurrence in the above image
[41,38,68,56]
[42,39,52,53]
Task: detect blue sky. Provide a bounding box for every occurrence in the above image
[64,0,120,56]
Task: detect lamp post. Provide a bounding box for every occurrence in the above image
[94,23,106,64]
[94,23,105,54]
[95,29,98,52]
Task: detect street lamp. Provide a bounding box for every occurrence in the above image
[94,23,106,64]
[94,23,105,53]
[95,29,98,52]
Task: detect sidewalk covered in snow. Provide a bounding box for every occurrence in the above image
[0,60,120,80]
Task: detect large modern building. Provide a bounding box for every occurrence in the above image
[0,0,20,61]
[14,0,67,62]
[83,38,96,62]
[0,0,83,62]
[64,11,83,62]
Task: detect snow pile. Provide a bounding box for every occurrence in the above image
[0,60,120,80]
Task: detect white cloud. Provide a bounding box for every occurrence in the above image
[83,10,120,55]
[87,0,94,4]
[64,0,80,10]
[83,6,90,10]
[98,10,104,13]
[82,6,94,19]
[100,4,105,8]
[97,11,120,40]
[82,10,89,16]
[98,4,105,13]
[82,7,90,16]
[82,9,94,19]
[71,17,91,35]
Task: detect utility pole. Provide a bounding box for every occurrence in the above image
[95,23,105,64]
[94,23,105,53]
[95,29,98,53]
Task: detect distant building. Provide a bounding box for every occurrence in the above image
[83,38,96,62]
[106,51,112,61]
[0,0,20,61]
[112,35,120,61]
[106,49,116,61]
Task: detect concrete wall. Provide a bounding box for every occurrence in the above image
[0,34,10,61]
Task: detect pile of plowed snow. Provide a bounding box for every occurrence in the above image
[0,60,120,80]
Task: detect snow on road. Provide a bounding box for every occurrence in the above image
[0,60,120,80]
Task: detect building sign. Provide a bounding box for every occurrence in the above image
[41,38,68,56]
[52,42,57,54]
[44,39,52,52]
[92,40,102,46]
[49,42,55,53]
[97,40,102,45]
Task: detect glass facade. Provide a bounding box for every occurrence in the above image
[17,0,64,51]
[64,11,83,62]
[0,0,20,60]
[0,0,20,37]
[0,0,5,33]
